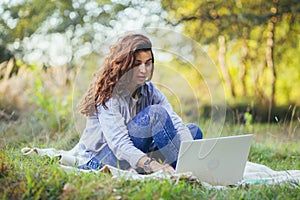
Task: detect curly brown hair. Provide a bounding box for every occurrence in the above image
[77,34,154,116]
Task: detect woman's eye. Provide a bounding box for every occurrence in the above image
[133,62,152,68]
[145,62,152,67]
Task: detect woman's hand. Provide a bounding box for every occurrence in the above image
[159,163,175,174]
[137,156,175,174]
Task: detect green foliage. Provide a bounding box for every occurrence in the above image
[1,0,299,110]
[0,60,75,136]
[8,0,57,40]
[162,0,300,106]
[28,68,74,132]
[162,0,299,44]
[0,0,131,65]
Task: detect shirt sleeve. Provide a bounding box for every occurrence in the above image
[151,84,193,141]
[97,98,146,168]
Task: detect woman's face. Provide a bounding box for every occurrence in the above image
[131,50,153,87]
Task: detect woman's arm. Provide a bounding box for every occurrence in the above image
[98,98,146,168]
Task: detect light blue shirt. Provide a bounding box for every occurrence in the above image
[78,81,193,168]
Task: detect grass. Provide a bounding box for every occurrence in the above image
[1,120,300,200]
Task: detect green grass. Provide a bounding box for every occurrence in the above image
[1,120,300,199]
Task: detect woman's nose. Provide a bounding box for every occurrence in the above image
[139,64,146,73]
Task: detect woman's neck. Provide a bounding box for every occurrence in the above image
[131,84,143,98]
[127,83,143,98]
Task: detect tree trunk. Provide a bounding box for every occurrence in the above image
[254,62,268,105]
[266,0,278,123]
[218,35,236,97]
[240,27,249,97]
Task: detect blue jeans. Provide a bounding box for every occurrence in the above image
[78,105,202,170]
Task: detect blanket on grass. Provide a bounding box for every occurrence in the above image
[21,147,300,188]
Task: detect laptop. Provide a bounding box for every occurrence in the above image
[175,134,253,186]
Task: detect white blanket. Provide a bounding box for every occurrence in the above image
[21,147,300,187]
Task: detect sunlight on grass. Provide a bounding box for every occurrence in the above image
[1,121,300,199]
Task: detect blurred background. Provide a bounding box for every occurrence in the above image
[0,0,299,146]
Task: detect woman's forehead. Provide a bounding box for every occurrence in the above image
[135,50,152,60]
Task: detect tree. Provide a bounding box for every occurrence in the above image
[161,0,300,108]
[0,0,129,64]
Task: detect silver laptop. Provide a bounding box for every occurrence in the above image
[175,134,253,186]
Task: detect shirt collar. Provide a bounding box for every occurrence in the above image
[140,82,148,97]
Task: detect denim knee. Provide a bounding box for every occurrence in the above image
[186,123,203,139]
[130,105,168,128]
[148,105,169,123]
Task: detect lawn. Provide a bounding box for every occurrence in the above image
[1,121,300,199]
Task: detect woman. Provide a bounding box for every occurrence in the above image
[76,33,202,174]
